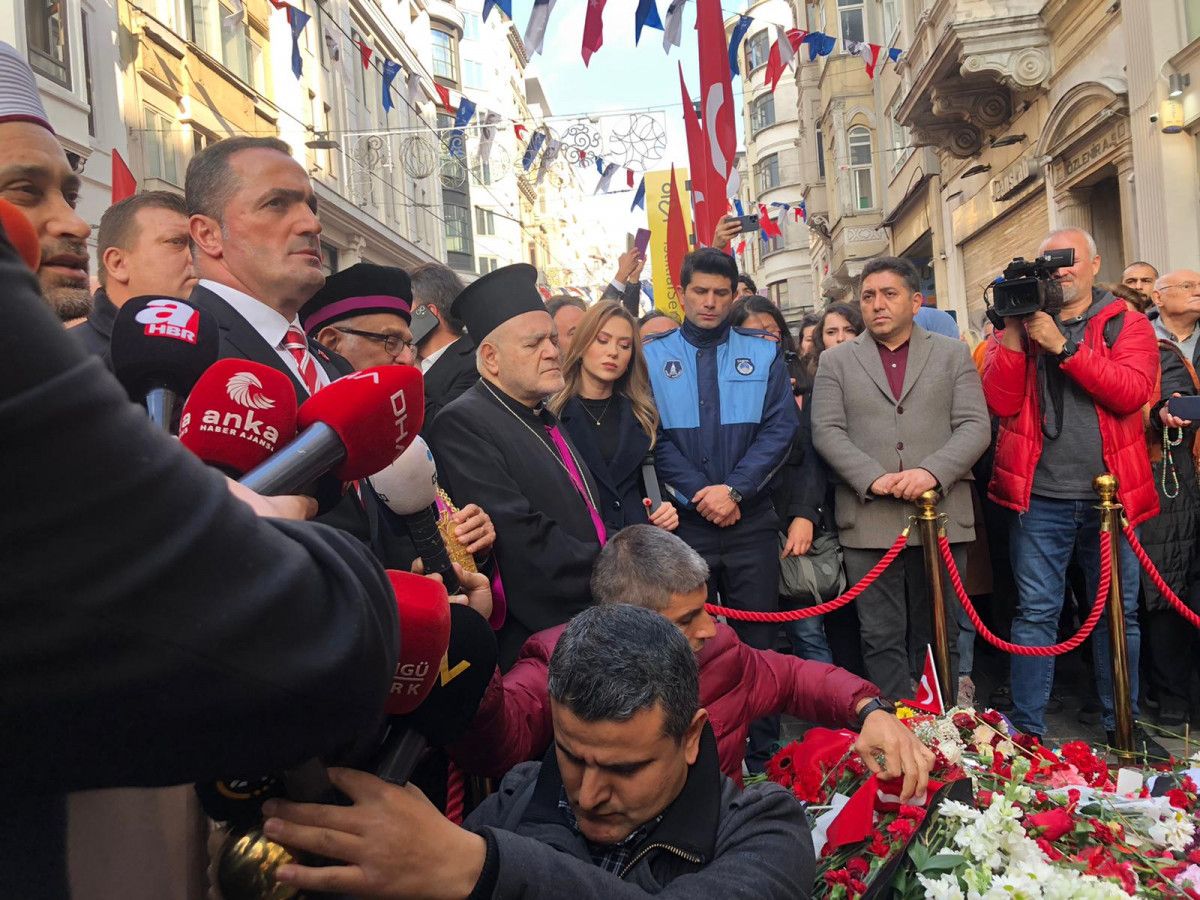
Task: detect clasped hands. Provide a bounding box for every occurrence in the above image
[693,484,739,527]
[870,468,937,503]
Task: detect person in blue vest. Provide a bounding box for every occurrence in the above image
[643,248,799,773]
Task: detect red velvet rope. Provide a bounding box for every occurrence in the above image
[444,761,465,825]
[937,534,1112,656]
[705,527,911,623]
[1122,524,1200,630]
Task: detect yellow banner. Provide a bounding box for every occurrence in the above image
[645,168,692,322]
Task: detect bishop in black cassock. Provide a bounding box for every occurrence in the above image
[426,264,605,668]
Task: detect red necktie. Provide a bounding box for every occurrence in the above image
[283,324,321,396]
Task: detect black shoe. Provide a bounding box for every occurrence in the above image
[1078,699,1102,725]
[989,684,1014,711]
[1158,698,1188,728]
[1046,691,1064,715]
[1107,728,1173,764]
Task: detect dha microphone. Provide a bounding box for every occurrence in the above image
[239,365,425,496]
[369,436,462,596]
[0,199,40,270]
[110,295,219,430]
[375,602,497,786]
[178,360,298,477]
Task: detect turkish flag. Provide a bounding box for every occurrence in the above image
[581,0,607,66]
[678,64,710,246]
[903,645,946,715]
[111,149,136,204]
[695,0,735,240]
[666,165,689,298]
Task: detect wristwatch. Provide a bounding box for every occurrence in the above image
[855,696,893,729]
[1054,339,1078,364]
[727,486,743,504]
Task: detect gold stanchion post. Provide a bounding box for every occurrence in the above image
[915,490,954,710]
[1095,474,1135,765]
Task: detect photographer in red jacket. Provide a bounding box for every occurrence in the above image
[449,524,934,800]
[982,227,1163,757]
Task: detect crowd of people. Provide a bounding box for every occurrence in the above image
[5,36,1200,899]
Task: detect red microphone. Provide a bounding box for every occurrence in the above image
[178,360,299,476]
[385,570,451,716]
[0,199,40,271]
[238,365,425,496]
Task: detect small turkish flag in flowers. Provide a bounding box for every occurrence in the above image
[902,645,945,715]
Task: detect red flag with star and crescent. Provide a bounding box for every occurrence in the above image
[902,645,945,715]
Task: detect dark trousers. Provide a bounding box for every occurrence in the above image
[842,543,964,702]
[678,505,780,770]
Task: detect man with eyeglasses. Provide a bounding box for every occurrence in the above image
[1149,270,1200,367]
[301,262,419,370]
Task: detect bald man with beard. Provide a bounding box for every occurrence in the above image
[0,42,92,322]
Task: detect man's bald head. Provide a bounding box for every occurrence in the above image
[1152,270,1200,325]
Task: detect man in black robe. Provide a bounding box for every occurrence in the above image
[427,264,605,668]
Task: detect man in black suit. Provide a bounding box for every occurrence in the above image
[184,135,346,395]
[412,262,478,428]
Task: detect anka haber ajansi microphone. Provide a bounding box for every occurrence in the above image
[0,198,41,270]
[369,436,462,595]
[238,365,424,496]
[376,587,498,786]
[179,359,299,477]
[110,295,219,431]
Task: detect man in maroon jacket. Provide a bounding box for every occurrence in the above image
[449,525,935,800]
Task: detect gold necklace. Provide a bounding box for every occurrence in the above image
[579,395,613,427]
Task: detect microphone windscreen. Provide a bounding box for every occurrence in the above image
[194,774,286,830]
[385,570,451,716]
[179,360,299,475]
[0,199,40,271]
[110,295,220,400]
[367,436,438,516]
[296,365,425,480]
[391,603,497,746]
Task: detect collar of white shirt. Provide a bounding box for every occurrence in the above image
[420,337,457,374]
[200,279,299,350]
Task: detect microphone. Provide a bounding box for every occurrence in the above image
[195,774,286,831]
[0,199,40,270]
[375,602,497,786]
[110,295,219,430]
[239,365,425,496]
[369,436,462,595]
[178,360,298,477]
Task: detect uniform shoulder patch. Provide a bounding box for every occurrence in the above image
[664,359,683,379]
[735,357,755,376]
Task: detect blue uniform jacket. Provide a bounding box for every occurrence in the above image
[644,318,798,510]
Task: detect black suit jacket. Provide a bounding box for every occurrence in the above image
[70,288,119,369]
[422,335,478,432]
[559,394,655,536]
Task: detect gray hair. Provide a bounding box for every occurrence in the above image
[185,136,292,223]
[548,604,699,741]
[1041,227,1098,260]
[411,263,466,335]
[590,525,709,610]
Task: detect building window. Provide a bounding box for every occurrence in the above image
[463,59,485,90]
[744,30,770,72]
[479,256,499,274]
[320,240,339,276]
[444,203,473,255]
[462,11,481,40]
[26,0,72,87]
[763,233,785,254]
[889,110,908,171]
[431,29,458,83]
[755,153,780,193]
[81,10,96,136]
[837,0,865,45]
[475,207,495,236]
[768,280,788,306]
[475,157,494,185]
[848,126,874,210]
[750,93,775,133]
[816,127,826,178]
[144,106,181,185]
[881,0,900,40]
[219,0,251,82]
[1189,0,1200,41]
[192,126,216,157]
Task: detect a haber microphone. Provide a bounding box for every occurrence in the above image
[238,365,425,496]
[110,295,219,430]
[375,602,497,786]
[0,199,40,270]
[178,360,298,477]
[369,436,462,595]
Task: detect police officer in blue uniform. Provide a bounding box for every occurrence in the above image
[643,248,799,771]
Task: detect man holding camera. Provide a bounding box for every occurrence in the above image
[982,228,1163,755]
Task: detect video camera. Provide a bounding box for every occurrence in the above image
[984,248,1075,328]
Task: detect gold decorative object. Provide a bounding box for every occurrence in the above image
[216,828,300,900]
[436,487,478,575]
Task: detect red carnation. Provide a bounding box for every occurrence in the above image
[1169,788,1192,810]
[898,805,926,822]
[846,857,869,878]
[1036,837,1064,861]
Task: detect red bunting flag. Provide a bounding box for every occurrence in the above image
[695,0,735,242]
[666,165,689,297]
[356,39,373,69]
[758,204,782,239]
[111,149,137,204]
[902,645,946,715]
[434,83,452,110]
[626,168,634,189]
[581,0,607,66]
[514,123,528,142]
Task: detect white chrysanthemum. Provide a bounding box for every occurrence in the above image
[918,873,965,900]
[938,799,981,821]
[1149,808,1196,852]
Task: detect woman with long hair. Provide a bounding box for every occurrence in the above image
[730,295,809,399]
[814,302,864,361]
[551,301,679,535]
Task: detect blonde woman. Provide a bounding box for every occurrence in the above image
[551,301,679,534]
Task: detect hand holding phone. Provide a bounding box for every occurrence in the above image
[634,228,651,256]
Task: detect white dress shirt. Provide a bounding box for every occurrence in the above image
[200,279,331,391]
[420,337,458,374]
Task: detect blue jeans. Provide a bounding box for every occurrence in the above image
[1008,496,1141,736]
[784,615,833,664]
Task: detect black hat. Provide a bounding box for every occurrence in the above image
[300,263,412,336]
[451,263,546,342]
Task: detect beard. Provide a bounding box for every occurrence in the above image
[39,275,93,321]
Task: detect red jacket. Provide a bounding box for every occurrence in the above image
[982,299,1159,527]
[447,621,879,782]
